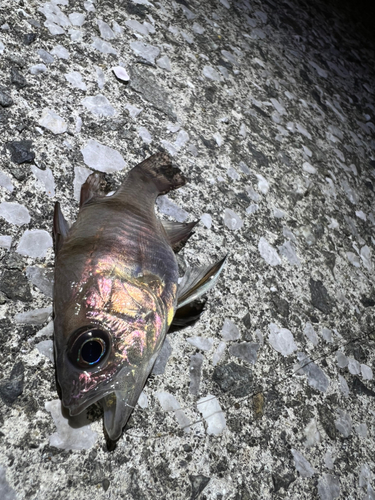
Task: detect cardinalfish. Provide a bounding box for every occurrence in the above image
[53,150,226,441]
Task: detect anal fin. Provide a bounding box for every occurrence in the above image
[177,256,227,309]
[162,220,198,253]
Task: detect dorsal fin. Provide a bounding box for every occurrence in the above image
[80,172,108,207]
[53,202,70,254]
[162,220,199,252]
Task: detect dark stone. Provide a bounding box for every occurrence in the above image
[311,89,327,111]
[322,251,336,275]
[189,475,210,500]
[8,165,28,181]
[7,140,35,164]
[175,0,190,7]
[10,67,27,89]
[129,66,175,118]
[0,269,32,302]
[265,388,284,421]
[271,296,289,318]
[300,68,312,84]
[312,222,324,240]
[242,311,251,328]
[127,468,147,500]
[361,296,375,307]
[124,0,148,17]
[200,135,217,149]
[317,404,337,440]
[252,105,270,118]
[309,278,333,314]
[205,86,216,103]
[183,444,193,452]
[102,479,110,491]
[352,377,375,397]
[272,472,296,493]
[247,142,269,167]
[0,362,25,405]
[0,89,13,107]
[213,362,253,397]
[23,33,37,45]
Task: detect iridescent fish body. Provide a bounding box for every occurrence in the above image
[53,151,225,441]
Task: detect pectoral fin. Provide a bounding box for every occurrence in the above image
[53,202,70,254]
[168,299,207,333]
[177,256,227,309]
[162,220,198,252]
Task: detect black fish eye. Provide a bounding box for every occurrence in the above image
[67,327,110,368]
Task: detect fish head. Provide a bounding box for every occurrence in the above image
[54,270,172,438]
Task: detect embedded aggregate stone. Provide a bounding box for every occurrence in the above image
[6,140,35,164]
[0,362,24,405]
[212,362,253,397]
[0,89,13,107]
[0,269,32,302]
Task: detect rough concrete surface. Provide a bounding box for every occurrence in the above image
[0,0,374,498]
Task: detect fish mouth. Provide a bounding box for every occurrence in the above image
[62,388,111,416]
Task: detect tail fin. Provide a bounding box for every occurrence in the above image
[118,150,187,198]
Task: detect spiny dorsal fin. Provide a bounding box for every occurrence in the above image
[80,172,108,207]
[53,202,70,254]
[162,220,199,253]
[177,256,227,309]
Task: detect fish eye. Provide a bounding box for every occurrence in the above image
[67,327,110,369]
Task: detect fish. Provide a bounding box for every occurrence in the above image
[53,151,226,441]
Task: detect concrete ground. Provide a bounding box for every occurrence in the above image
[0,0,374,498]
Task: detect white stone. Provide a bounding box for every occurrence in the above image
[361,364,373,380]
[37,49,54,64]
[320,327,333,342]
[324,451,335,470]
[203,65,221,81]
[29,64,47,75]
[360,245,373,272]
[297,352,330,392]
[0,202,30,226]
[174,130,189,149]
[317,474,340,500]
[187,337,214,351]
[223,208,243,230]
[291,449,315,477]
[65,71,86,90]
[97,19,115,40]
[221,319,240,341]
[51,44,70,59]
[354,423,368,438]
[16,229,53,258]
[130,41,160,64]
[137,391,148,409]
[348,357,361,375]
[304,418,321,447]
[269,323,297,356]
[91,37,117,55]
[278,240,301,266]
[112,21,123,35]
[125,103,143,118]
[84,1,95,12]
[259,237,281,266]
[270,98,286,115]
[81,140,125,173]
[38,108,67,134]
[91,67,104,90]
[302,162,317,174]
[69,12,86,27]
[0,171,14,192]
[14,306,53,325]
[336,351,348,368]
[200,213,212,229]
[156,196,189,222]
[0,235,12,250]
[303,322,319,346]
[138,126,152,144]
[229,342,259,364]
[74,166,92,201]
[255,174,269,194]
[45,400,97,450]
[125,19,152,36]
[31,166,55,197]
[226,167,239,181]
[212,341,226,366]
[81,94,116,117]
[246,204,259,215]
[112,66,130,81]
[197,394,226,435]
[155,392,191,432]
[335,409,352,437]
[192,22,205,34]
[356,210,366,221]
[338,374,350,397]
[35,339,54,363]
[44,21,65,35]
